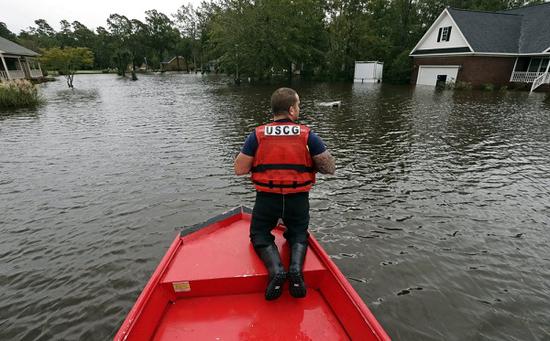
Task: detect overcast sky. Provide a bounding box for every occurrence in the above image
[1,0,202,34]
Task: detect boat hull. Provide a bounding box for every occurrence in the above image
[115,206,390,340]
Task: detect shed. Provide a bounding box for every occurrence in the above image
[354,61,383,83]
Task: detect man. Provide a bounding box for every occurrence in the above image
[234,87,335,301]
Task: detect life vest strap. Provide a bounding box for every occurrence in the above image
[253,180,313,189]
[251,164,314,173]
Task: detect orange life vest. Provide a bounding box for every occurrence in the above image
[251,122,316,194]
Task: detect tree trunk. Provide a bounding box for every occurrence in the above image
[66,73,74,88]
[131,63,137,81]
[288,62,293,83]
[158,50,164,71]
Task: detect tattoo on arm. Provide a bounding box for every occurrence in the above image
[312,151,335,175]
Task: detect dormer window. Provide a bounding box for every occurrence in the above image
[437,26,452,42]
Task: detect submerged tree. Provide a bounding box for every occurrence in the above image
[39,47,94,88]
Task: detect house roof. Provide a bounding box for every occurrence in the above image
[502,3,550,54]
[412,2,550,56]
[447,8,522,53]
[161,56,184,64]
[0,36,40,57]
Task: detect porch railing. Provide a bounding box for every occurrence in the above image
[0,70,7,80]
[8,70,26,79]
[30,69,43,78]
[530,71,550,92]
[510,71,546,83]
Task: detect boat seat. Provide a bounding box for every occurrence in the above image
[161,218,327,298]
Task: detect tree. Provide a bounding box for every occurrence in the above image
[39,47,94,88]
[107,14,133,76]
[18,19,59,51]
[145,10,179,66]
[128,19,151,75]
[174,4,201,71]
[57,20,75,48]
[95,26,115,69]
[0,22,18,41]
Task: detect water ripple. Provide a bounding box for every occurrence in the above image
[0,76,549,340]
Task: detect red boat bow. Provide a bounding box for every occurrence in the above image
[115,206,390,340]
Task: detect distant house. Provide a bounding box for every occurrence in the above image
[0,36,43,81]
[160,56,187,72]
[410,3,550,91]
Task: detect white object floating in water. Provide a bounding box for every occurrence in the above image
[317,100,341,107]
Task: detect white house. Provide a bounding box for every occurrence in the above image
[410,3,550,91]
[0,36,43,81]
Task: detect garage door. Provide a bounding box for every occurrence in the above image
[417,65,460,86]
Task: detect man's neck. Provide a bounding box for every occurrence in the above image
[273,113,294,122]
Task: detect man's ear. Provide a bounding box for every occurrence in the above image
[289,106,296,118]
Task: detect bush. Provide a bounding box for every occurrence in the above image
[385,50,412,84]
[0,80,44,110]
[481,83,495,91]
[453,81,473,90]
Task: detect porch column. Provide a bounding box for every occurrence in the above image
[0,53,11,80]
[17,57,27,79]
[21,57,31,79]
[544,58,550,84]
[509,57,518,82]
[38,61,43,77]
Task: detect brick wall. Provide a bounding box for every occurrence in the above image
[412,56,517,86]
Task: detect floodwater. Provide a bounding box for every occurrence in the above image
[1,74,549,340]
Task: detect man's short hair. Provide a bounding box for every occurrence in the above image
[271,87,298,115]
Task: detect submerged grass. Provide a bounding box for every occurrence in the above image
[0,80,44,110]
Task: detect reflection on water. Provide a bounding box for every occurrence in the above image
[0,74,549,340]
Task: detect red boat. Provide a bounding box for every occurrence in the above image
[115,206,390,340]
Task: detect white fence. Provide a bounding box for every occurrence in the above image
[531,72,550,92]
[510,71,546,83]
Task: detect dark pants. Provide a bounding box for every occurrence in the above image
[250,191,310,248]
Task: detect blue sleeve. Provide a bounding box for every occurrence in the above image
[241,131,258,156]
[307,131,327,156]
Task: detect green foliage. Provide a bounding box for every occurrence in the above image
[385,50,412,84]
[12,0,547,83]
[208,0,327,81]
[145,10,180,63]
[481,83,496,91]
[0,22,18,41]
[0,80,43,110]
[39,47,94,87]
[453,81,473,90]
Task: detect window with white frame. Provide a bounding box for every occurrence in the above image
[437,26,452,42]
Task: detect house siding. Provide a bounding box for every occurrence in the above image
[412,56,517,86]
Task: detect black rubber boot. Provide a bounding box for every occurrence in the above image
[288,242,308,298]
[255,244,287,301]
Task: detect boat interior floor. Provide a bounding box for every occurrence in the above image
[152,290,350,340]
